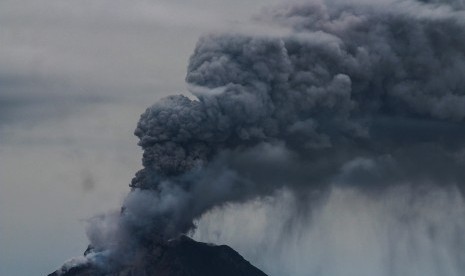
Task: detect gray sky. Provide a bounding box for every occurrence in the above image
[6,1,465,276]
[0,1,289,275]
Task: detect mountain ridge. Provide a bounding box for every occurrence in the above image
[48,236,268,276]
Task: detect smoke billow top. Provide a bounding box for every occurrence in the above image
[58,0,465,275]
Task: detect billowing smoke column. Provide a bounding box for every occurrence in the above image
[68,0,465,274]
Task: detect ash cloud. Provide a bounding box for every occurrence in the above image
[58,0,465,273]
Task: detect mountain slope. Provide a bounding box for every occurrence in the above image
[49,236,268,276]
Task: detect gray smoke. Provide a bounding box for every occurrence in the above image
[130,0,465,234]
[58,0,465,274]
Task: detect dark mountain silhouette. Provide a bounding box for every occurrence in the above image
[48,236,268,276]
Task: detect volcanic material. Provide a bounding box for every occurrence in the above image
[48,236,268,276]
[51,0,465,275]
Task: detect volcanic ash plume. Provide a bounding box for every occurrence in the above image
[57,0,465,274]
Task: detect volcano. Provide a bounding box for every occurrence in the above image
[48,236,268,276]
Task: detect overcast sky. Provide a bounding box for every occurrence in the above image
[0,1,291,275]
